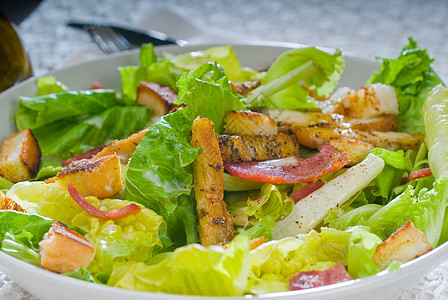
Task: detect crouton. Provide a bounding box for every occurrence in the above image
[373,221,433,270]
[137,82,178,123]
[328,137,374,166]
[0,192,26,212]
[39,221,95,273]
[94,127,150,164]
[46,155,122,198]
[223,110,278,136]
[0,128,41,182]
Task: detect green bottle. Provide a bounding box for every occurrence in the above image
[0,11,33,92]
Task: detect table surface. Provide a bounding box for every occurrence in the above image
[3,0,448,299]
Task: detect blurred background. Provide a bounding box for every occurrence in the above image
[6,0,448,80]
[1,0,448,299]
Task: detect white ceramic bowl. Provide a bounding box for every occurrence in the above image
[0,42,445,300]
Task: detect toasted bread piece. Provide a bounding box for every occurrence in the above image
[224,110,278,136]
[0,128,41,182]
[218,133,299,162]
[373,221,433,270]
[329,137,374,166]
[0,192,26,212]
[94,127,150,164]
[285,126,422,151]
[137,82,178,123]
[46,155,122,198]
[191,117,235,246]
[39,221,95,273]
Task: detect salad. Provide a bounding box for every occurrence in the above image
[0,38,447,297]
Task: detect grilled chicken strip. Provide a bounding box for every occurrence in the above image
[218,133,299,162]
[230,80,261,97]
[223,110,278,136]
[191,117,235,246]
[262,109,398,132]
[285,126,422,151]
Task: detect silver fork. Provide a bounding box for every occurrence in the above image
[87,26,132,54]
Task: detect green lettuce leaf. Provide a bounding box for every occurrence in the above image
[325,204,382,231]
[37,76,69,96]
[15,90,119,130]
[176,63,245,133]
[124,110,200,250]
[249,47,344,110]
[246,183,293,222]
[423,84,448,179]
[62,267,99,283]
[172,45,250,82]
[32,106,150,159]
[347,227,382,278]
[1,230,40,266]
[246,228,350,294]
[239,215,276,240]
[7,182,164,281]
[367,37,444,133]
[370,148,412,204]
[119,43,179,103]
[367,176,448,247]
[107,235,250,296]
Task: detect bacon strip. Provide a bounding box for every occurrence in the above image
[289,263,352,291]
[224,143,348,184]
[62,146,105,167]
[402,167,432,184]
[291,181,325,203]
[67,184,141,220]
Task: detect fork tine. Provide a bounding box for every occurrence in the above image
[88,26,132,54]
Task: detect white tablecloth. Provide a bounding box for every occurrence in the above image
[4,0,448,299]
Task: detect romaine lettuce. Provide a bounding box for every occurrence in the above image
[247,228,350,294]
[172,45,250,82]
[248,47,344,110]
[37,76,69,96]
[119,43,179,103]
[367,37,444,133]
[107,235,250,296]
[347,227,382,278]
[7,182,165,281]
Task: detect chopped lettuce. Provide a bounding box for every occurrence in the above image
[14,89,150,159]
[1,230,41,266]
[37,76,69,96]
[367,177,448,247]
[7,182,165,281]
[176,62,245,133]
[248,47,344,110]
[240,216,277,240]
[246,184,294,222]
[172,45,251,82]
[325,204,382,231]
[123,111,200,251]
[108,235,250,296]
[247,228,350,294]
[32,106,150,159]
[367,37,444,133]
[423,84,448,179]
[347,227,382,278]
[119,43,179,103]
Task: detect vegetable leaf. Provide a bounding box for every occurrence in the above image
[367,37,444,133]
